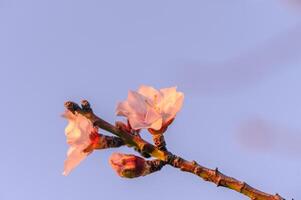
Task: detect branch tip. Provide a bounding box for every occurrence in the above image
[81,100,91,111]
[64,101,80,113]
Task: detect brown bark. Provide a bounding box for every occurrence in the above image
[151,134,167,151]
[168,156,284,200]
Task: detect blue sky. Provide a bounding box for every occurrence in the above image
[1,1,300,199]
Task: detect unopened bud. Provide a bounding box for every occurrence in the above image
[109,153,146,178]
[109,153,166,178]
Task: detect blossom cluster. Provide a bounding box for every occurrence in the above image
[62,85,184,176]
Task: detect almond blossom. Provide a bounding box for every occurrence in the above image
[62,110,98,176]
[116,85,184,132]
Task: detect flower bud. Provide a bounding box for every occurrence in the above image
[109,153,146,178]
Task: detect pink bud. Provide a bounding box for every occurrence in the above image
[109,153,146,178]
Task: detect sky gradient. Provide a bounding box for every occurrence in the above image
[1,1,301,200]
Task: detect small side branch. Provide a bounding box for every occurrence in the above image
[143,159,166,176]
[152,134,167,151]
[83,133,125,153]
[96,134,125,149]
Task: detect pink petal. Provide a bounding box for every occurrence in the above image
[159,87,184,122]
[127,91,149,115]
[160,87,177,97]
[128,116,149,130]
[116,101,131,117]
[63,146,88,176]
[163,92,184,122]
[127,105,162,130]
[62,110,76,120]
[109,153,123,170]
[145,108,162,130]
[149,118,163,130]
[138,85,159,99]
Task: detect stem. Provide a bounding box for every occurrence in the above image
[143,159,166,176]
[96,134,125,149]
[168,156,284,200]
[152,134,167,151]
[83,134,124,153]
[64,100,286,200]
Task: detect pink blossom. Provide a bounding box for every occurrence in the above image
[62,110,98,176]
[116,85,184,131]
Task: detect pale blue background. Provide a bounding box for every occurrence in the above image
[1,1,300,200]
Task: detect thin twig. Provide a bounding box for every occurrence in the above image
[64,100,286,200]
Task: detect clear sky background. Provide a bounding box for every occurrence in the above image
[1,1,301,200]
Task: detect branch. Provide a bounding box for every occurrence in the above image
[94,134,125,149]
[64,100,286,200]
[168,156,284,200]
[152,134,167,151]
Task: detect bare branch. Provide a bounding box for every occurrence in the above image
[64,100,286,200]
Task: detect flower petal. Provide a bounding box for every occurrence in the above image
[165,95,184,122]
[63,146,88,176]
[127,91,149,115]
[128,116,149,130]
[116,101,131,117]
[138,85,159,98]
[62,110,96,175]
[159,87,184,122]
[145,108,162,130]
[62,110,76,120]
[149,118,163,130]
